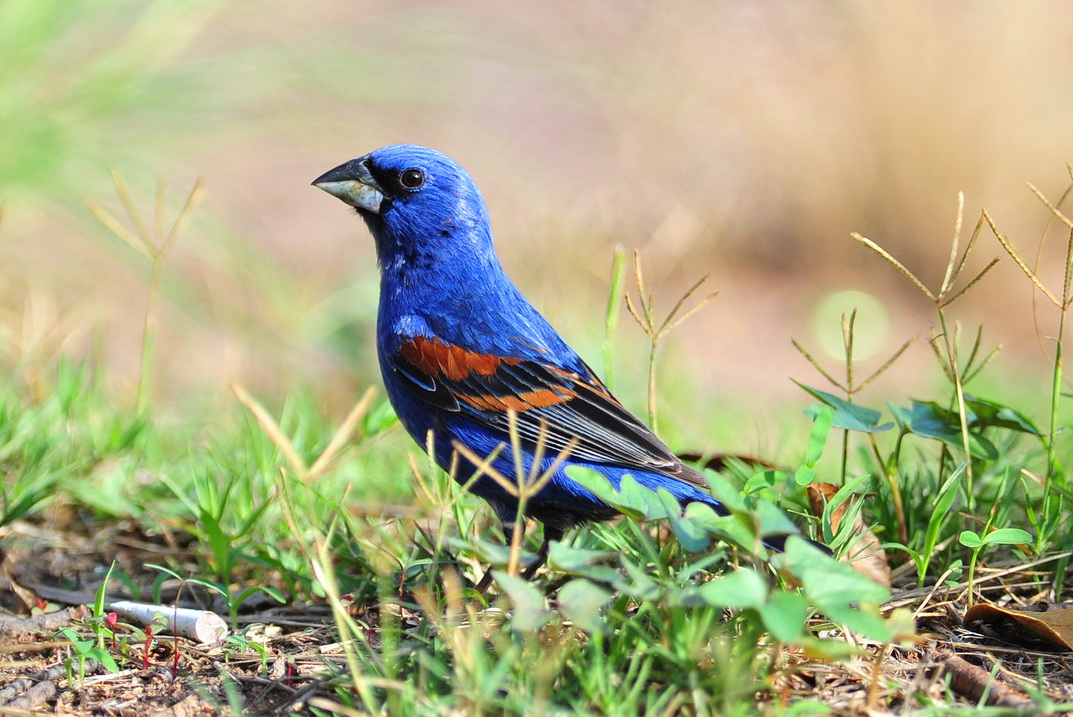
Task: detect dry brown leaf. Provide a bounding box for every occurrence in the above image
[808,482,892,588]
[964,602,1073,651]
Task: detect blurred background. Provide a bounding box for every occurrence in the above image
[3,0,1073,455]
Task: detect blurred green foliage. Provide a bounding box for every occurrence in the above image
[0,0,226,202]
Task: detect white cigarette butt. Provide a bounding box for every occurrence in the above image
[108,600,229,645]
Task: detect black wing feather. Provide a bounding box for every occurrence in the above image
[392,349,709,488]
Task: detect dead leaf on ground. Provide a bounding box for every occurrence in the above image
[807,482,891,588]
[964,602,1073,651]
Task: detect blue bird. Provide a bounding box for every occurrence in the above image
[313,145,795,582]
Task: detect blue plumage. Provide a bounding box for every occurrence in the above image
[313,145,768,576]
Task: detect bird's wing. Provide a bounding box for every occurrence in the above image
[390,335,709,488]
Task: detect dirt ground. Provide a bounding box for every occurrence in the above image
[0,518,355,715]
[3,518,1073,715]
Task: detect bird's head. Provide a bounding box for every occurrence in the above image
[313,144,493,269]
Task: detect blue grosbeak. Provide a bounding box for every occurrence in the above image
[313,144,797,581]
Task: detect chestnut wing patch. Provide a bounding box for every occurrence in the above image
[393,336,686,475]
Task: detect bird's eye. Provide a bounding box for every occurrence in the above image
[399,168,425,189]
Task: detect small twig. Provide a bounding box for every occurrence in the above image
[0,660,88,703]
[0,606,89,642]
[0,658,102,709]
[3,678,58,711]
[932,649,1037,711]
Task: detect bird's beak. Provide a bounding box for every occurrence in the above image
[312,158,385,214]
